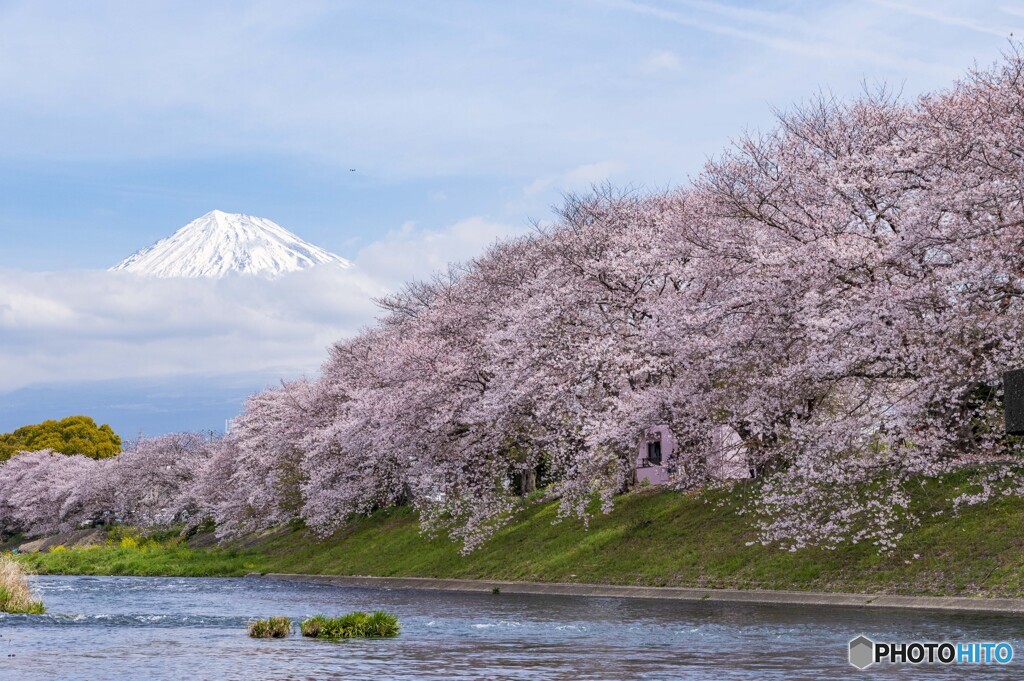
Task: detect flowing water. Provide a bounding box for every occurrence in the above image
[1,575,1022,679]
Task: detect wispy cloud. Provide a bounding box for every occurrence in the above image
[355,216,524,287]
[594,0,948,74]
[595,0,817,53]
[524,161,626,198]
[868,0,1019,37]
[641,50,681,73]
[0,266,381,391]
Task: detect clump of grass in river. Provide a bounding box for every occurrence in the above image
[0,554,45,614]
[247,616,292,638]
[300,611,399,639]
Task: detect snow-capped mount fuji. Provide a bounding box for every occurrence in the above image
[110,210,350,278]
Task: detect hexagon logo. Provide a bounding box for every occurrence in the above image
[849,635,875,669]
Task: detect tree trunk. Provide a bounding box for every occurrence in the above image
[517,469,537,495]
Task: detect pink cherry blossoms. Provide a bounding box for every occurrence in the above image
[5,51,1024,553]
[0,434,213,537]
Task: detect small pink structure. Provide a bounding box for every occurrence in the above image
[635,424,750,486]
[636,425,674,485]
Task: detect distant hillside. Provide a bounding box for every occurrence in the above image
[0,373,285,438]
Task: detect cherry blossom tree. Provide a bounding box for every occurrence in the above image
[200,379,319,536]
[7,49,1024,554]
[112,433,216,527]
[0,450,99,536]
[0,434,217,537]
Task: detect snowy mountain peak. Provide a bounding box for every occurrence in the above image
[110,211,350,278]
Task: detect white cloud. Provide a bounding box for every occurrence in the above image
[0,266,383,391]
[0,214,526,391]
[524,161,626,197]
[868,0,1016,37]
[642,50,681,73]
[354,217,524,287]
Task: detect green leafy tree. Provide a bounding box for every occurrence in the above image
[0,416,122,461]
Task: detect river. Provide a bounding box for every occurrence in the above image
[0,575,1021,679]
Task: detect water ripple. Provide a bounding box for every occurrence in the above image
[0,575,1019,680]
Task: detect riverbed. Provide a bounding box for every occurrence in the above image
[1,576,1021,679]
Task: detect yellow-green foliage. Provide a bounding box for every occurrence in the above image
[0,554,45,614]
[248,616,292,638]
[21,540,259,578]
[0,415,122,461]
[106,527,167,552]
[300,611,400,639]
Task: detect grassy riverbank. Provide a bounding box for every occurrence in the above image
[13,471,1024,597]
[10,534,265,577]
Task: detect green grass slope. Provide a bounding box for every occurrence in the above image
[16,473,1024,597]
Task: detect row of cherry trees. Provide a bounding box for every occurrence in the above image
[0,435,210,537]
[4,52,1024,551]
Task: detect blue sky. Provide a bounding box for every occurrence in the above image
[0,0,1021,434]
[3,0,1018,270]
